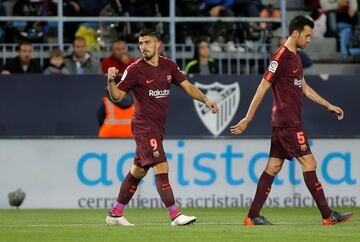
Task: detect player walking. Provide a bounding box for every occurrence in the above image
[231,16,353,226]
[106,29,218,226]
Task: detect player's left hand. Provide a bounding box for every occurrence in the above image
[230,118,250,135]
[328,105,344,120]
[205,100,218,113]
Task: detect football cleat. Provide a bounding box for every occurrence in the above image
[106,215,134,226]
[244,215,273,226]
[322,211,353,226]
[106,208,134,226]
[171,214,197,226]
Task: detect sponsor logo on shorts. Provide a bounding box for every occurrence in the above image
[268,61,278,73]
[149,89,170,98]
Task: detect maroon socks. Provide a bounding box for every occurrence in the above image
[248,171,275,219]
[303,171,332,218]
[156,173,181,220]
[113,172,181,220]
[113,172,141,215]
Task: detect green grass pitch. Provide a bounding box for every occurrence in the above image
[0,208,359,242]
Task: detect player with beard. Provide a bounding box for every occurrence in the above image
[106,29,218,226]
[231,16,353,226]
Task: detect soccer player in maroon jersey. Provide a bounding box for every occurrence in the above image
[231,16,353,226]
[105,29,218,226]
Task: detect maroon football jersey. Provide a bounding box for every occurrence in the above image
[263,45,303,127]
[117,56,186,134]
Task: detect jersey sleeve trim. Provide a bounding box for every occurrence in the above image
[274,46,286,61]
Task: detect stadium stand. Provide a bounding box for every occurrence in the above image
[0,0,358,75]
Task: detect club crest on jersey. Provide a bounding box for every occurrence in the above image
[153,150,160,158]
[167,75,172,83]
[268,61,278,73]
[194,82,240,136]
[294,78,302,87]
[300,144,308,151]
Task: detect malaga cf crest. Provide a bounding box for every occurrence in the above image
[194,82,240,136]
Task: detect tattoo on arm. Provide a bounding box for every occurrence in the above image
[304,84,330,108]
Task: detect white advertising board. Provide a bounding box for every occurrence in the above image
[0,139,358,208]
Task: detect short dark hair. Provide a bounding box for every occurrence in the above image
[138,29,161,40]
[73,36,86,44]
[50,48,64,58]
[194,38,208,60]
[288,16,314,35]
[17,41,32,51]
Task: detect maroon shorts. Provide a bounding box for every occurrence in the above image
[269,127,312,160]
[133,130,167,169]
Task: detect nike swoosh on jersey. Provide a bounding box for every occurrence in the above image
[146,79,155,84]
[292,69,299,73]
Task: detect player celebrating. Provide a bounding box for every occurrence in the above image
[231,16,353,226]
[106,29,218,226]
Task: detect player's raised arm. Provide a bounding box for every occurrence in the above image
[302,77,344,120]
[107,67,127,102]
[179,80,218,113]
[231,78,272,135]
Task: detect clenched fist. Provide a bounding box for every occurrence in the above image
[107,67,119,84]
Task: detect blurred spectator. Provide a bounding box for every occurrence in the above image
[64,0,109,16]
[308,8,327,38]
[233,0,261,18]
[0,0,5,42]
[200,0,237,52]
[64,36,101,74]
[12,0,57,43]
[121,0,158,41]
[169,0,202,43]
[233,1,280,42]
[98,91,134,138]
[320,0,358,37]
[258,4,281,31]
[75,24,99,52]
[348,26,360,56]
[43,48,71,75]
[184,39,218,75]
[101,40,135,74]
[63,0,110,43]
[1,41,41,74]
[321,0,358,56]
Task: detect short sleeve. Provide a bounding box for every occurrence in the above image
[117,67,137,93]
[171,62,186,86]
[263,46,285,83]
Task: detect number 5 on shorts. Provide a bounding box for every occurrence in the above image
[150,138,158,151]
[296,131,305,144]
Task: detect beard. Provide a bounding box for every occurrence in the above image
[296,40,308,49]
[142,50,155,60]
[296,44,305,49]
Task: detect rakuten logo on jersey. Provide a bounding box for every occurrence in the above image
[149,89,170,98]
